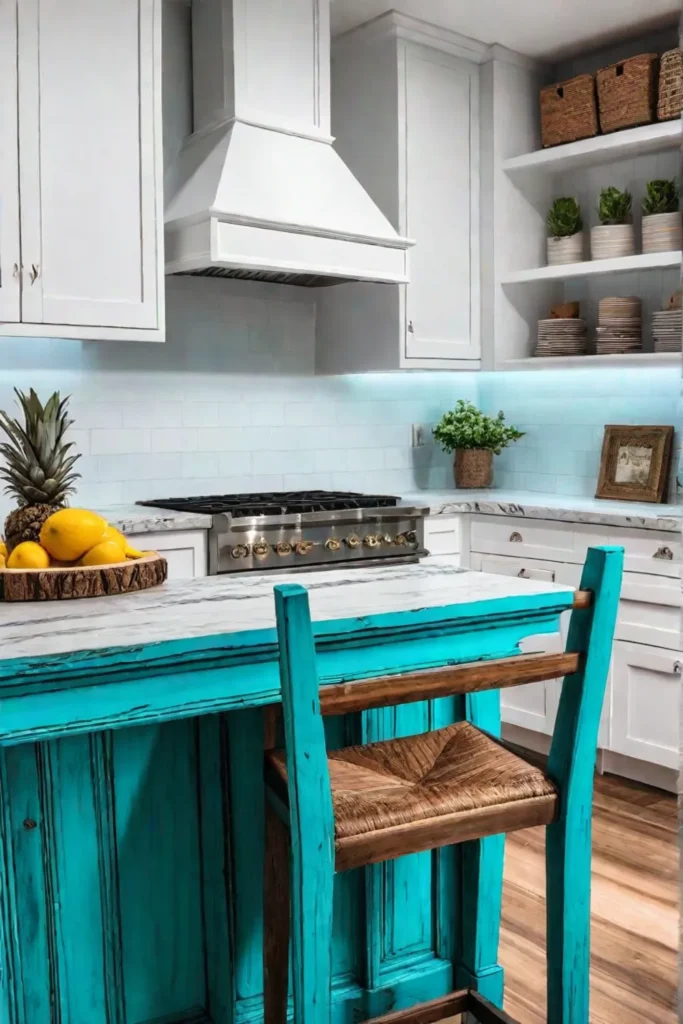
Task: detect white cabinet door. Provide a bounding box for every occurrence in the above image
[132,530,208,580]
[402,44,479,364]
[0,0,21,323]
[17,0,161,332]
[610,642,681,770]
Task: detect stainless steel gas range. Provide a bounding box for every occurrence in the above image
[138,491,429,574]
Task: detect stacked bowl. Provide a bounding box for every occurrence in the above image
[651,306,682,352]
[595,296,642,355]
[535,317,587,357]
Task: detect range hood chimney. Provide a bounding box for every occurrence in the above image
[165,0,413,287]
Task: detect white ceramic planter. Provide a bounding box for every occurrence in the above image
[547,231,584,266]
[590,223,635,260]
[642,212,682,254]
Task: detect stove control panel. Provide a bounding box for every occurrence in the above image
[209,511,426,574]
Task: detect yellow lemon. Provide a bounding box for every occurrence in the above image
[79,540,127,567]
[124,545,145,560]
[7,542,50,570]
[0,554,6,569]
[102,524,128,549]
[40,508,107,561]
[0,540,7,559]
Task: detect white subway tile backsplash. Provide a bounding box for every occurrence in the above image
[123,403,183,428]
[90,429,151,455]
[0,276,677,525]
[151,429,200,453]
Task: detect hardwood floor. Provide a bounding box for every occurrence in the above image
[444,773,678,1024]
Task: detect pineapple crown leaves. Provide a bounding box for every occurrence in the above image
[642,178,680,216]
[0,388,81,507]
[547,196,583,238]
[597,186,632,225]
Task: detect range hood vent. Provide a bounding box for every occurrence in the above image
[165,0,412,287]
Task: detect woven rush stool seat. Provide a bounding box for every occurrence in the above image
[267,721,558,870]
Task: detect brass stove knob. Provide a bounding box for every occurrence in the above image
[394,533,407,546]
[404,530,418,545]
[364,534,380,548]
[295,540,314,555]
[325,538,341,552]
[230,543,250,559]
[382,534,394,545]
[345,534,361,549]
[252,539,270,558]
[275,541,293,556]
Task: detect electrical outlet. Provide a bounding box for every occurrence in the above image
[411,424,426,448]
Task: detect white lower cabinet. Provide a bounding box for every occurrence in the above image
[466,519,679,773]
[610,642,681,771]
[128,530,208,580]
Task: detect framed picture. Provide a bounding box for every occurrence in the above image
[596,425,674,503]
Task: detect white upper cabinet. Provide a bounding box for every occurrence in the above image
[1,0,164,342]
[316,14,482,372]
[403,45,479,362]
[0,1,20,324]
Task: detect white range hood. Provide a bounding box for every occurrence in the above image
[165,0,413,287]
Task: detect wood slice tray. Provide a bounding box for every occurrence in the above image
[0,552,168,602]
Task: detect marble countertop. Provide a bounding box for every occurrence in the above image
[100,490,682,537]
[0,557,573,663]
[97,504,213,534]
[400,490,682,532]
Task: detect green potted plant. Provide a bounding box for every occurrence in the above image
[432,400,525,489]
[591,186,634,259]
[546,197,584,266]
[641,178,681,254]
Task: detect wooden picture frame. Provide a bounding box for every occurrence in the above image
[595,425,674,503]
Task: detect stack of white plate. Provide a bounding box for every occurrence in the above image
[595,296,642,355]
[651,308,682,352]
[535,318,587,357]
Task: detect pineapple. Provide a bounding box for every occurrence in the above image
[0,389,81,552]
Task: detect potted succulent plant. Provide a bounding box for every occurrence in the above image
[433,400,525,489]
[591,186,634,259]
[546,197,584,265]
[641,178,681,254]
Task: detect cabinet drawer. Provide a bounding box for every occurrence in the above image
[616,573,681,650]
[610,527,681,578]
[610,642,681,770]
[469,516,578,562]
[424,515,460,555]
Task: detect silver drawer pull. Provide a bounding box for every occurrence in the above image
[509,531,523,543]
[653,546,674,561]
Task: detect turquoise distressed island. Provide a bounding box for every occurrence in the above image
[0,557,577,1023]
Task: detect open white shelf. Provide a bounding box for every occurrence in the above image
[502,120,681,178]
[500,352,681,371]
[501,250,681,285]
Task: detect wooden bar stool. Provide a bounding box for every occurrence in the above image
[263,547,622,1024]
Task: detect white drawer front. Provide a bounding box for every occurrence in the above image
[470,515,582,562]
[424,515,460,555]
[616,573,681,650]
[610,642,681,770]
[610,528,680,578]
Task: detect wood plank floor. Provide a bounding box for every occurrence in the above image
[446,773,678,1023]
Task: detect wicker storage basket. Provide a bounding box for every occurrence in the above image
[540,74,598,147]
[596,53,658,134]
[454,449,493,489]
[657,48,683,121]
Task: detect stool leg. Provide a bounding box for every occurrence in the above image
[545,805,591,1023]
[458,834,505,1011]
[458,689,505,1016]
[264,800,291,1024]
